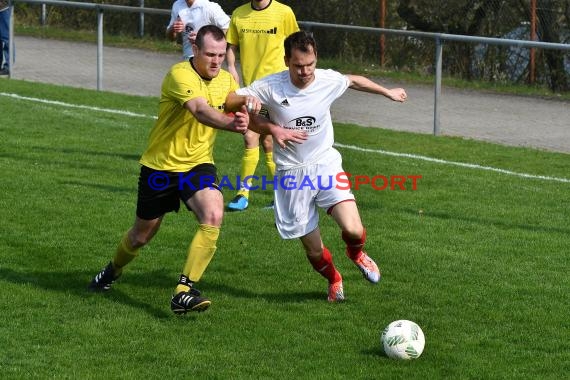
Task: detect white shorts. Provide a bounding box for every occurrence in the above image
[273,149,355,239]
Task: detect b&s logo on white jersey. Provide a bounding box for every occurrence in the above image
[287,116,320,134]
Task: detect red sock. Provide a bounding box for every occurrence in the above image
[342,228,366,261]
[307,246,342,284]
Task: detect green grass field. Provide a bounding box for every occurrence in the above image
[1,79,569,379]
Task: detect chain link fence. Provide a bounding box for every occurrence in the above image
[300,0,570,91]
[6,0,570,151]
[10,0,570,91]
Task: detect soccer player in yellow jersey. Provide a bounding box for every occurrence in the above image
[225,0,299,211]
[88,26,252,314]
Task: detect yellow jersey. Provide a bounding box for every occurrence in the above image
[140,61,239,172]
[227,1,299,85]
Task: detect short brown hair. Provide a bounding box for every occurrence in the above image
[284,30,318,59]
[195,25,226,49]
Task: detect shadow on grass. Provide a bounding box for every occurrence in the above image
[59,180,134,194]
[0,267,328,319]
[31,145,140,161]
[205,281,326,304]
[0,267,173,319]
[0,146,140,165]
[362,346,387,359]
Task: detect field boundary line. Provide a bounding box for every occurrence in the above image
[0,92,158,119]
[3,92,568,184]
[335,143,570,184]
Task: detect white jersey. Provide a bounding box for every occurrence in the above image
[167,0,230,59]
[236,69,350,169]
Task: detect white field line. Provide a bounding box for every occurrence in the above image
[335,143,570,184]
[3,92,568,184]
[0,92,158,119]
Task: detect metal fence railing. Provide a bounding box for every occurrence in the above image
[6,0,570,135]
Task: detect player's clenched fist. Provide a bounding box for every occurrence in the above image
[172,16,184,33]
[231,105,249,134]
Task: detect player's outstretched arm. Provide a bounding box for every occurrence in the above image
[346,74,407,102]
[184,97,248,134]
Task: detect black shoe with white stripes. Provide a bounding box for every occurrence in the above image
[88,261,120,292]
[171,291,211,314]
[170,274,211,314]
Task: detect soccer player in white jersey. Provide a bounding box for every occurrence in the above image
[166,0,230,60]
[227,30,408,302]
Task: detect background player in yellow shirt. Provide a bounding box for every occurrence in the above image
[88,26,250,314]
[225,0,299,211]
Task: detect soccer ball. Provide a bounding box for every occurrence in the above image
[381,320,425,360]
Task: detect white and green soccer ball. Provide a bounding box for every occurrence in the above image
[381,320,425,360]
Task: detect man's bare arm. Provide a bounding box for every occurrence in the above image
[346,74,407,102]
[226,45,240,85]
[185,97,249,134]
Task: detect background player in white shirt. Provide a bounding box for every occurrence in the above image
[166,0,230,60]
[228,30,408,302]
